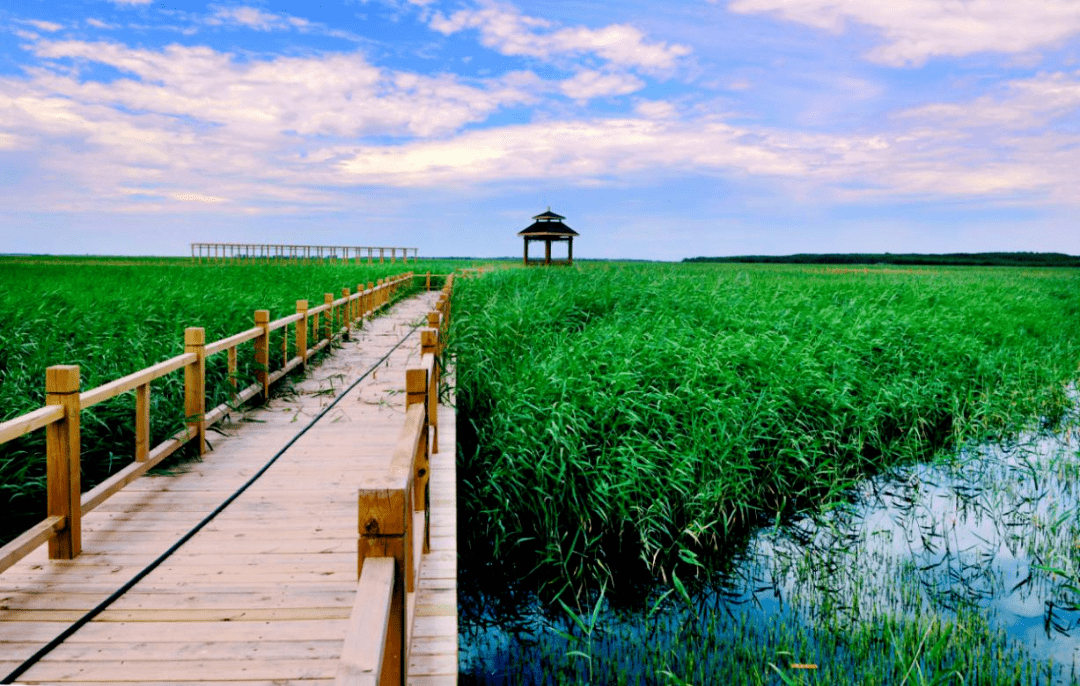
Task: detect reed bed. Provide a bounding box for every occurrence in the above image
[0,256,474,545]
[452,263,1080,592]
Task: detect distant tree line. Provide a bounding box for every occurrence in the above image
[683,252,1080,267]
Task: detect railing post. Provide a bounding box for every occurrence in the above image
[358,487,409,684]
[420,328,440,454]
[281,315,289,369]
[324,293,334,343]
[437,294,450,333]
[227,347,238,392]
[367,281,375,316]
[425,271,431,291]
[406,368,430,555]
[136,382,150,462]
[254,311,270,402]
[46,365,81,559]
[296,300,308,371]
[184,328,206,456]
[342,287,351,341]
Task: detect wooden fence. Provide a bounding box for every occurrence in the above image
[192,243,419,265]
[0,272,416,574]
[336,274,454,686]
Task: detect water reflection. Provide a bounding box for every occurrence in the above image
[461,418,1080,684]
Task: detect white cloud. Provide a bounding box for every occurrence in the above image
[3,19,1080,217]
[337,117,806,185]
[26,39,536,138]
[0,36,542,211]
[560,70,645,100]
[85,19,113,29]
[431,1,690,73]
[25,20,64,33]
[900,71,1080,129]
[209,6,290,31]
[727,0,1080,66]
[634,100,678,120]
[171,192,227,203]
[106,0,152,5]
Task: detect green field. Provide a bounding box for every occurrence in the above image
[452,263,1080,589]
[0,255,480,546]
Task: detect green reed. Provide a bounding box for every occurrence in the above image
[451,263,1080,592]
[0,256,479,545]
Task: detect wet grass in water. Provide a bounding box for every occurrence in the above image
[451,262,1080,683]
[461,401,1080,685]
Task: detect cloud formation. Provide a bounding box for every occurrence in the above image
[208,6,291,31]
[430,1,691,73]
[727,0,1080,65]
[1,0,1078,225]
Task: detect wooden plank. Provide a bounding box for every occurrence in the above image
[336,557,394,686]
[2,619,351,643]
[0,516,63,574]
[204,327,262,356]
[267,312,304,333]
[0,589,355,611]
[43,639,344,662]
[0,405,63,444]
[2,607,353,622]
[18,658,338,682]
[409,653,457,675]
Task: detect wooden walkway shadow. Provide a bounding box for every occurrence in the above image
[0,290,457,685]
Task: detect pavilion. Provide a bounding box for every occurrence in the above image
[519,209,578,266]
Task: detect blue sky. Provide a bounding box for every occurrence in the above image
[1,0,1079,260]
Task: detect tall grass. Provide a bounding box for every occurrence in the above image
[0,256,479,545]
[452,263,1080,592]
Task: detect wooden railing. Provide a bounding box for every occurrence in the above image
[337,274,454,686]
[192,243,418,265]
[0,272,416,574]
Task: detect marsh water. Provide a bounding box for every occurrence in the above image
[459,413,1080,684]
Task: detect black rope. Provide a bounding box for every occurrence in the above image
[2,314,426,684]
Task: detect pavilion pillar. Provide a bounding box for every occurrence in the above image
[544,240,551,265]
[568,238,573,266]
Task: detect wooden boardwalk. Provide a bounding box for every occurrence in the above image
[0,291,457,685]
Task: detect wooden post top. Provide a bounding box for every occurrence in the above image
[325,293,334,303]
[254,310,270,324]
[359,489,407,536]
[296,299,309,311]
[46,365,80,393]
[184,328,206,346]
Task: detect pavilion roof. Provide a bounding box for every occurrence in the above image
[532,209,566,221]
[518,220,578,237]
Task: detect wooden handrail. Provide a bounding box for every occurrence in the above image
[0,516,64,575]
[336,556,396,686]
[80,353,196,408]
[205,327,264,355]
[344,270,467,686]
[0,405,64,444]
[0,271,416,575]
